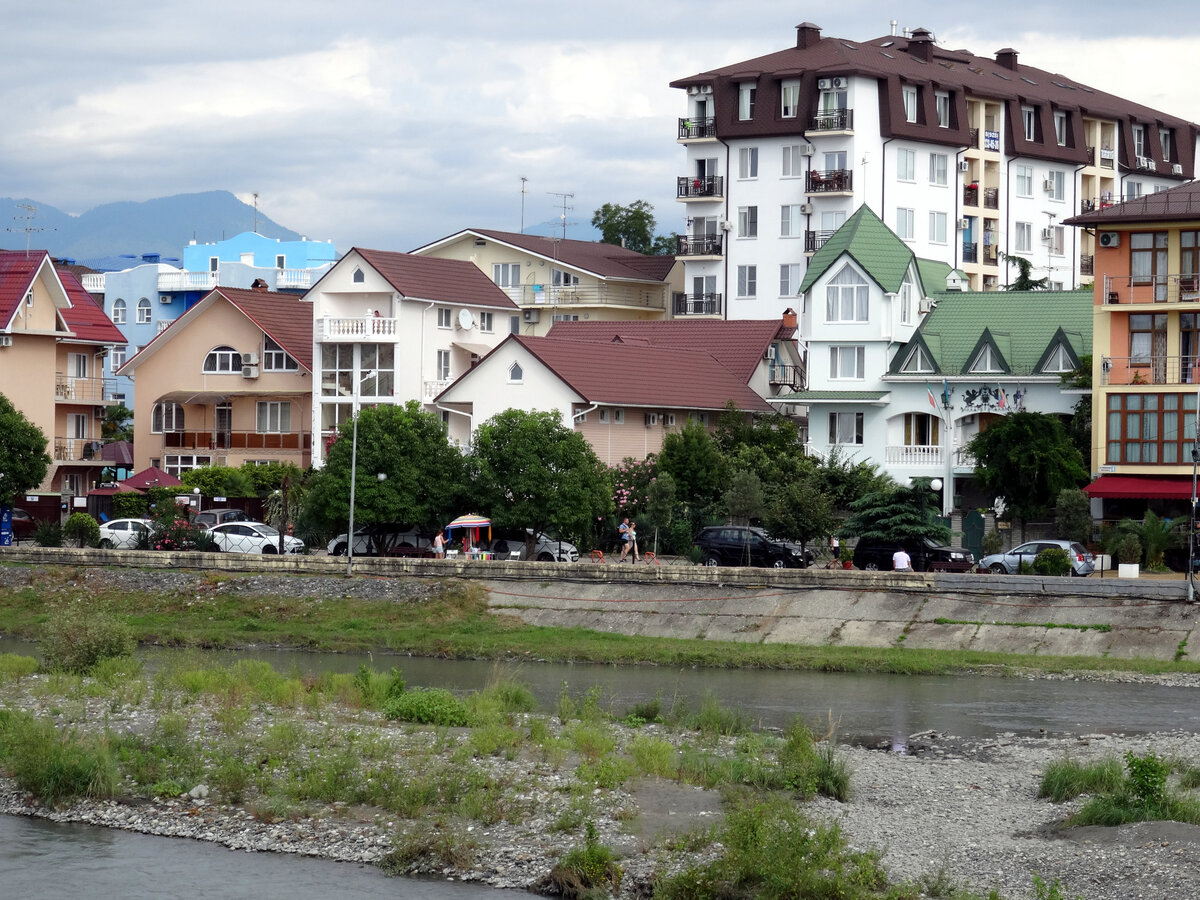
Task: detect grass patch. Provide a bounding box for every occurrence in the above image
[933,617,1112,633]
[0,653,38,680]
[384,688,473,726]
[1049,750,1200,828]
[540,821,622,899]
[1038,757,1124,802]
[0,709,119,805]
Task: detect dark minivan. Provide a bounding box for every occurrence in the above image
[852,536,975,572]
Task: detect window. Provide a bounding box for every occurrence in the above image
[779,264,802,296]
[137,298,151,324]
[738,147,758,179]
[1048,225,1065,256]
[780,205,803,237]
[1106,392,1196,464]
[824,150,847,172]
[152,402,184,433]
[598,408,609,424]
[899,279,914,325]
[829,411,864,445]
[1054,110,1068,146]
[1125,181,1144,201]
[1129,313,1166,364]
[904,413,941,447]
[1046,170,1065,201]
[164,454,211,477]
[829,346,865,379]
[929,211,948,244]
[111,345,127,370]
[209,257,219,273]
[508,362,523,383]
[896,208,915,241]
[821,210,846,233]
[352,267,365,284]
[825,266,869,322]
[935,91,950,128]
[479,311,494,333]
[613,408,625,425]
[1022,105,1036,141]
[902,85,917,123]
[67,412,88,440]
[969,344,1004,373]
[900,345,934,373]
[437,308,452,328]
[1042,344,1074,373]
[1131,233,1168,295]
[736,265,757,298]
[321,343,354,397]
[737,206,758,238]
[111,298,126,324]
[1133,124,1147,159]
[1014,222,1032,253]
[738,82,756,120]
[436,349,451,382]
[256,401,291,433]
[263,336,298,371]
[897,148,915,182]
[782,145,804,176]
[510,315,521,334]
[781,81,800,117]
[360,344,394,396]
[1015,165,1033,198]
[928,153,948,186]
[493,263,520,288]
[1160,128,1173,162]
[203,345,241,373]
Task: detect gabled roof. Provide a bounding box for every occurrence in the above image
[58,270,126,344]
[414,228,676,283]
[121,466,182,490]
[352,248,518,310]
[963,328,1012,375]
[0,249,70,331]
[545,318,794,384]
[799,206,916,294]
[888,290,1092,376]
[1065,180,1200,226]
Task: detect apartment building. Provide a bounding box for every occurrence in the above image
[671,22,1197,319]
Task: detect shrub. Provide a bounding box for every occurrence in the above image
[1032,546,1072,577]
[540,821,622,899]
[1125,750,1169,805]
[62,513,100,548]
[111,493,150,519]
[33,519,62,547]
[981,529,1004,557]
[383,688,473,726]
[352,665,406,708]
[41,605,136,674]
[1038,757,1124,802]
[1115,533,1142,567]
[0,711,119,806]
[0,653,38,681]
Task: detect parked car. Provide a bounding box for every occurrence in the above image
[209,521,305,554]
[7,508,36,543]
[327,524,434,557]
[980,540,1094,576]
[693,526,813,568]
[194,508,250,529]
[852,536,975,572]
[97,518,155,550]
[478,531,580,562]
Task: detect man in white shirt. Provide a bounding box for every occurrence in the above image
[892,548,913,572]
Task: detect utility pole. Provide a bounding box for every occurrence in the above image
[7,204,52,257]
[548,191,575,239]
[520,177,528,233]
[252,193,259,233]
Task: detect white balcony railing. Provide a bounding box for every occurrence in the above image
[157,271,219,291]
[885,445,945,466]
[275,269,316,289]
[319,316,399,341]
[423,379,451,400]
[81,273,105,292]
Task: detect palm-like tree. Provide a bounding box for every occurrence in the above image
[1117,511,1181,569]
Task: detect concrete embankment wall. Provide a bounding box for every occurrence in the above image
[0,547,1194,660]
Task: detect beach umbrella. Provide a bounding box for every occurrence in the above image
[444,513,491,543]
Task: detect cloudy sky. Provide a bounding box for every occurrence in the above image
[3,1,1199,254]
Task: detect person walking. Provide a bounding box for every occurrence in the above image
[628,521,640,563]
[433,531,445,559]
[617,517,632,562]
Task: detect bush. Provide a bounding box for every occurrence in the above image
[383,688,473,726]
[40,605,136,674]
[33,519,62,547]
[1115,533,1142,567]
[1032,546,1072,577]
[981,529,1004,557]
[62,513,100,548]
[540,821,622,899]
[1038,757,1124,802]
[111,493,150,519]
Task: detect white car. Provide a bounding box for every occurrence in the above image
[97,518,155,550]
[209,521,305,555]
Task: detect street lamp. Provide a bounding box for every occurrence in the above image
[346,369,379,576]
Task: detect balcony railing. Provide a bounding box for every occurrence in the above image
[804,230,837,253]
[55,375,118,403]
[161,431,312,451]
[423,379,451,400]
[158,271,219,291]
[1080,196,1115,213]
[678,116,716,140]
[522,284,667,309]
[1081,255,1094,276]
[885,445,945,466]
[672,292,723,316]
[809,109,853,132]
[676,175,724,199]
[53,438,106,462]
[81,273,105,292]
[1099,356,1200,386]
[1103,274,1200,305]
[275,268,317,290]
[982,187,999,209]
[768,363,805,391]
[319,316,399,340]
[962,243,979,264]
[675,234,724,257]
[963,185,979,207]
[969,127,979,148]
[806,169,853,193]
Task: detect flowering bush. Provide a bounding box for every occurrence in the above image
[609,456,658,516]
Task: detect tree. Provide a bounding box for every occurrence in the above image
[967,411,1088,530]
[1061,354,1092,464]
[470,409,611,553]
[181,465,257,500]
[1054,488,1093,544]
[100,404,134,442]
[591,201,674,255]
[839,478,951,545]
[1118,511,1181,569]
[657,419,728,532]
[305,401,465,533]
[0,393,50,505]
[763,479,837,558]
[723,470,764,525]
[813,446,894,515]
[999,251,1049,291]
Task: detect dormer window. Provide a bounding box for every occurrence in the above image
[1133,124,1147,159]
[738,82,756,120]
[902,85,918,123]
[352,267,365,284]
[900,345,934,373]
[969,344,1003,373]
[1042,343,1074,373]
[781,80,800,118]
[1054,110,1068,146]
[935,91,950,128]
[1022,105,1037,142]
[1160,127,1173,162]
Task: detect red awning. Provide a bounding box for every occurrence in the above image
[1083,475,1195,499]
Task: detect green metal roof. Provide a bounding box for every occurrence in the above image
[890,289,1093,376]
[799,206,916,294]
[914,258,963,295]
[772,390,889,402]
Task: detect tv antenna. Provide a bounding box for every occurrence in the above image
[520,177,528,233]
[7,203,54,257]
[252,193,260,233]
[547,191,575,239]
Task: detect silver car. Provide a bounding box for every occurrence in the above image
[981,540,1094,576]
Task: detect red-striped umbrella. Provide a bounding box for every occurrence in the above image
[444,514,491,543]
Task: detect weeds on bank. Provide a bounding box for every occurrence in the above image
[0,709,119,805]
[1041,749,1200,827]
[541,820,622,899]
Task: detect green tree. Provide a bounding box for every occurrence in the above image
[839,478,951,545]
[100,404,134,442]
[813,446,894,515]
[657,419,728,532]
[723,470,764,525]
[1061,354,1092,464]
[470,409,610,553]
[716,408,815,494]
[999,250,1049,290]
[239,460,303,496]
[0,393,50,505]
[591,200,671,255]
[1054,488,1093,544]
[305,401,465,533]
[967,411,1089,530]
[763,479,836,559]
[1118,511,1181,569]
[180,465,257,500]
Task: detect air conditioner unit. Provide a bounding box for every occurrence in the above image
[241,352,258,366]
[831,76,849,90]
[522,309,540,323]
[0,335,11,347]
[918,298,935,314]
[242,364,259,379]
[159,295,172,304]
[1173,163,1184,175]
[645,413,659,427]
[1099,231,1121,248]
[699,85,713,94]
[798,144,815,156]
[817,77,833,90]
[1041,227,1054,241]
[798,202,814,215]
[766,346,777,360]
[720,220,733,231]
[958,160,970,172]
[957,218,969,230]
[1043,178,1056,192]
[687,86,700,95]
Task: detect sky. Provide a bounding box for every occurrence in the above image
[3,0,1200,255]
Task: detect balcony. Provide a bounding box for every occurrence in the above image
[768,363,805,391]
[423,379,451,400]
[158,271,218,291]
[1080,196,1114,213]
[969,127,979,148]
[53,438,106,462]
[81,273,105,292]
[804,230,836,253]
[55,375,118,403]
[318,316,399,341]
[962,243,979,264]
[885,445,945,466]
[676,175,724,200]
[806,169,853,194]
[1099,355,1200,386]
[1080,255,1094,276]
[677,116,716,140]
[809,109,853,132]
[1103,274,1200,305]
[982,188,999,209]
[963,185,979,207]
[161,431,312,451]
[521,284,667,310]
[275,268,317,290]
[672,292,723,316]
[675,234,724,257]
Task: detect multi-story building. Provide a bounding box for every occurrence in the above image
[1067,182,1200,519]
[412,229,681,332]
[670,22,1197,318]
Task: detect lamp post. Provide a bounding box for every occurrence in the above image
[346,370,378,576]
[938,384,954,517]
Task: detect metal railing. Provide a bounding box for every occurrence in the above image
[53,438,105,462]
[672,293,723,316]
[963,243,979,264]
[969,128,979,148]
[675,234,724,257]
[161,431,312,451]
[522,284,667,309]
[982,188,999,209]
[809,109,853,131]
[677,116,716,139]
[768,363,805,391]
[1081,255,1094,276]
[55,375,118,403]
[676,175,723,199]
[806,169,853,193]
[1103,274,1200,305]
[963,185,979,207]
[804,230,836,253]
[319,316,399,340]
[1099,355,1200,386]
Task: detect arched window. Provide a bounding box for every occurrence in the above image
[203,345,241,373]
[137,298,152,324]
[152,402,184,433]
[111,298,126,324]
[825,265,869,322]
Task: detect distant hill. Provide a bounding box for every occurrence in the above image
[0,191,301,264]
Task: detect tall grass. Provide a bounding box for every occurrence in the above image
[1038,757,1124,802]
[0,710,119,805]
[40,604,136,674]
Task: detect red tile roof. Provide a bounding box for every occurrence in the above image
[211,286,313,370]
[457,229,677,282]
[510,336,771,412]
[0,250,51,329]
[121,466,182,489]
[59,269,126,344]
[546,319,794,384]
[353,248,518,309]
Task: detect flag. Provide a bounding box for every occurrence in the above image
[998,388,1007,409]
[942,379,951,408]
[926,383,938,408]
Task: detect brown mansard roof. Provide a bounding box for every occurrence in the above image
[1065,180,1200,227]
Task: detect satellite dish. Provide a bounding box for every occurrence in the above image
[457,308,474,330]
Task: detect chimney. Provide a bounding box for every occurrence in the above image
[795,22,821,50]
[907,27,934,63]
[995,47,1019,71]
[781,308,798,331]
[251,278,269,292]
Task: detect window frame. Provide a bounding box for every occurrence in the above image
[829,411,864,445]
[829,345,866,380]
[896,148,915,182]
[738,147,759,179]
[737,206,758,238]
[203,345,241,373]
[738,82,756,120]
[136,298,152,324]
[736,265,757,298]
[111,298,126,324]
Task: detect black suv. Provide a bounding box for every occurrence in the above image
[851,536,975,572]
[694,526,813,568]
